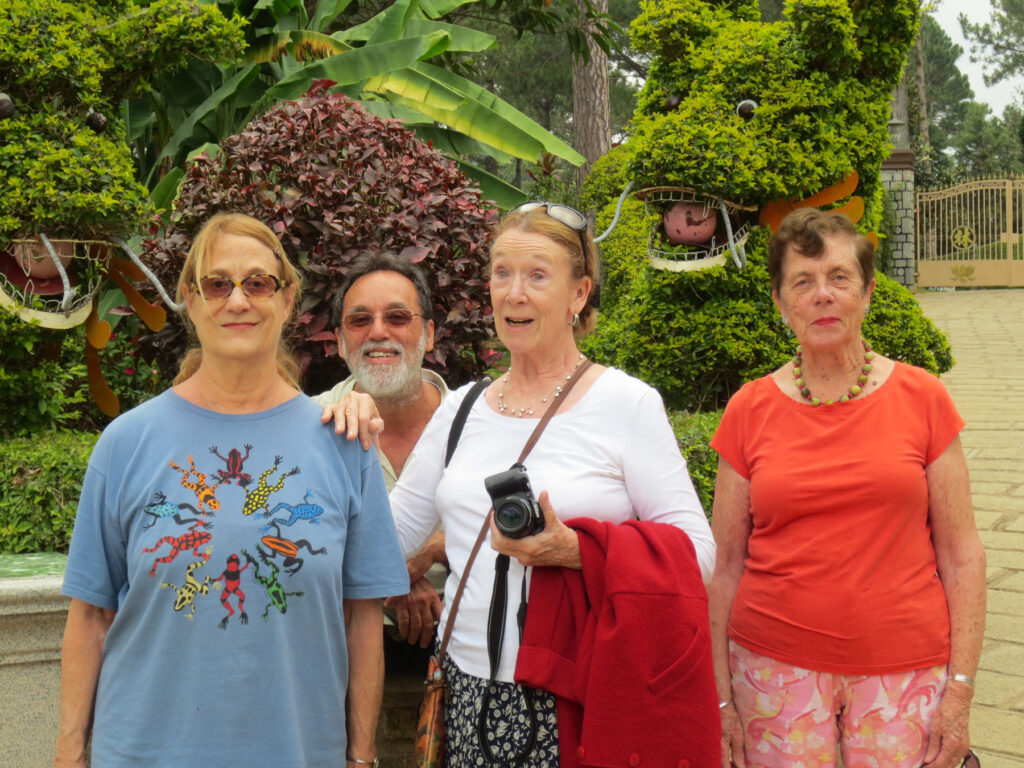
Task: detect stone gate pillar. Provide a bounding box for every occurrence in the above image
[881,149,917,289]
[882,75,917,289]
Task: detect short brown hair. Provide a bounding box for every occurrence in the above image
[174,213,303,386]
[767,209,875,296]
[491,206,601,337]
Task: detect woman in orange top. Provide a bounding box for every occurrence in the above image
[709,209,985,768]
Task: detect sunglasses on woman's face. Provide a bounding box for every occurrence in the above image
[194,274,284,300]
[341,308,424,330]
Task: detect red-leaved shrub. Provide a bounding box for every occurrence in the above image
[140,81,498,392]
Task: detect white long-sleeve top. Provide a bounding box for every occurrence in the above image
[389,367,715,681]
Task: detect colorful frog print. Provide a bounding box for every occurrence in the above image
[141,491,207,530]
[209,444,254,487]
[260,521,327,576]
[169,454,223,513]
[211,553,249,629]
[143,521,214,576]
[242,545,304,620]
[160,558,214,620]
[261,489,324,527]
[242,456,300,517]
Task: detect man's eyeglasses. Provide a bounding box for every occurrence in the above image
[194,274,284,300]
[342,309,424,330]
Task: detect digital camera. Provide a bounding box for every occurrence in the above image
[484,463,544,539]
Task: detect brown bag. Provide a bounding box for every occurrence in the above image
[412,496,492,768]
[411,361,594,768]
[413,655,446,767]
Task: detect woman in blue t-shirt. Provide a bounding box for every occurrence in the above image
[55,213,408,768]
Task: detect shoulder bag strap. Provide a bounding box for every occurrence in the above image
[435,377,490,660]
[445,378,491,468]
[515,359,593,464]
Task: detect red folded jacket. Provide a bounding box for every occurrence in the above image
[515,518,720,768]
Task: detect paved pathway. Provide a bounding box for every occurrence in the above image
[916,288,1024,767]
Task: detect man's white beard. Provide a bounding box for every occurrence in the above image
[345,333,427,405]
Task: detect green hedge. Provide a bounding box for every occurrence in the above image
[0,310,87,437]
[1,307,169,437]
[670,409,722,519]
[0,430,97,554]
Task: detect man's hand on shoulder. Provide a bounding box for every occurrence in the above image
[320,391,384,450]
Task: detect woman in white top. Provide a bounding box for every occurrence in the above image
[388,201,716,767]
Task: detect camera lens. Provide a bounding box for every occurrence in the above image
[495,499,531,537]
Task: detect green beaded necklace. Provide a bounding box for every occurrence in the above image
[793,339,875,406]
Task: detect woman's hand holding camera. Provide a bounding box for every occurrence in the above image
[489,491,582,569]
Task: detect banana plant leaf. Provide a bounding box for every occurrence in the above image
[357,99,514,160]
[419,0,481,17]
[365,63,583,164]
[268,33,450,100]
[310,0,355,32]
[158,65,260,162]
[250,29,348,63]
[186,142,223,162]
[454,159,527,208]
[413,61,582,161]
[150,167,185,211]
[405,19,495,51]
[341,15,495,52]
[368,0,420,45]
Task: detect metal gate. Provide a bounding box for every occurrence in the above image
[916,177,1024,287]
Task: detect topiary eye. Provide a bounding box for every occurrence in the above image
[664,94,681,111]
[0,92,15,119]
[736,99,757,121]
[85,110,107,133]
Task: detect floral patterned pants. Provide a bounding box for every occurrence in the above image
[730,641,947,768]
[441,654,560,768]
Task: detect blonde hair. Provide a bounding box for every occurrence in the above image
[174,213,303,387]
[491,207,601,337]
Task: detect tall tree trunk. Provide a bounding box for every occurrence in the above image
[572,0,611,189]
[914,35,930,146]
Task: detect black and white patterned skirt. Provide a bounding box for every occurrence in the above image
[441,654,560,768]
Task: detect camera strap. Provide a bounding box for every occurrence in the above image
[477,358,594,766]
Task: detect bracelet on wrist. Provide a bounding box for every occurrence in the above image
[950,673,975,688]
[718,699,731,710]
[347,757,379,768]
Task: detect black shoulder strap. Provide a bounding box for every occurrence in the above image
[445,378,490,468]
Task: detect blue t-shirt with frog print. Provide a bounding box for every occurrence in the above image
[62,390,409,768]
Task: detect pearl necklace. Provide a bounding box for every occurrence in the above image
[793,339,874,406]
[498,353,586,417]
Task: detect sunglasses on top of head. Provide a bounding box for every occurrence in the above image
[194,274,284,300]
[512,201,588,233]
[513,200,589,267]
[341,309,424,330]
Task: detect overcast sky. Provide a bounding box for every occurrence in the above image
[931,0,1022,117]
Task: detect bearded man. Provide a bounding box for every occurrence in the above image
[314,252,447,647]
